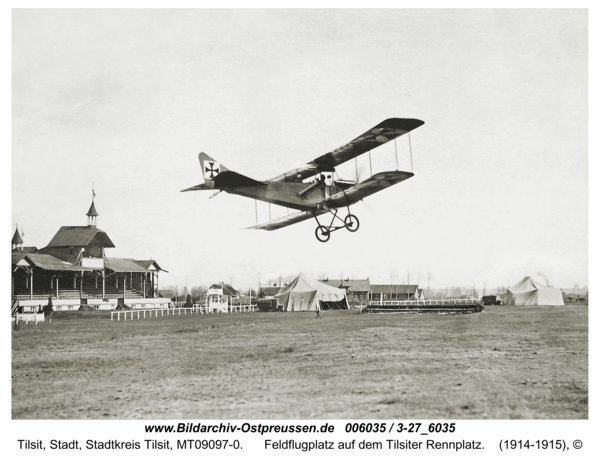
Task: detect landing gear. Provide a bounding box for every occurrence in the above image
[315,225,330,243]
[344,214,360,232]
[313,210,360,242]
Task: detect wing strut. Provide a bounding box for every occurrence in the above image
[394,126,399,170]
[409,132,414,171]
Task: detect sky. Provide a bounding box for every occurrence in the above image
[10,9,588,292]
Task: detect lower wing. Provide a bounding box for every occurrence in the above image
[247,209,327,231]
[324,171,414,208]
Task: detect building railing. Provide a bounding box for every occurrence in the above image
[369,299,480,306]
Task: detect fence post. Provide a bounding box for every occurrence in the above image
[117,312,120,321]
[137,311,139,320]
[111,312,113,321]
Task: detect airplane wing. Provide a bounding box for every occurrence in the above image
[323,171,415,208]
[247,209,327,231]
[268,118,424,182]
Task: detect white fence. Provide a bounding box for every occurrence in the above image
[370,299,480,307]
[13,313,46,324]
[110,304,256,321]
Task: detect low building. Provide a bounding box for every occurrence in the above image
[369,284,419,302]
[209,283,239,299]
[321,278,370,303]
[259,286,281,299]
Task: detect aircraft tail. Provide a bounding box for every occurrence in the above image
[182,152,266,192]
[199,152,230,186]
[181,152,231,192]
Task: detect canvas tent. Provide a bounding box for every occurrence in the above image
[501,276,564,306]
[274,274,349,311]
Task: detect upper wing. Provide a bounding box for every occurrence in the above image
[268,118,424,182]
[324,171,414,208]
[246,210,327,231]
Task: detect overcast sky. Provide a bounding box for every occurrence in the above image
[11,9,588,292]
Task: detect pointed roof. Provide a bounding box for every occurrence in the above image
[508,276,548,294]
[209,283,239,297]
[135,260,167,272]
[46,226,115,248]
[87,200,99,217]
[105,258,151,273]
[12,253,92,272]
[12,228,24,245]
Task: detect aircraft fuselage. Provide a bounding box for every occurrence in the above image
[220,181,353,212]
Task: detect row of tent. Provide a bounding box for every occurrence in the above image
[271,274,568,311]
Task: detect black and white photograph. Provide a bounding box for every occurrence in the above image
[8,4,593,459]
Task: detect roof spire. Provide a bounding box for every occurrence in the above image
[12,224,24,249]
[87,186,99,227]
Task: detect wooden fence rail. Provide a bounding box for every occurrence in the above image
[110,305,256,321]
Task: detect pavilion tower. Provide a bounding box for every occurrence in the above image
[12,225,24,252]
[86,191,99,227]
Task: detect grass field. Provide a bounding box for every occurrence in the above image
[12,305,588,420]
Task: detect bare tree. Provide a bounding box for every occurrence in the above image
[389,268,398,299]
[404,269,411,300]
[426,271,433,297]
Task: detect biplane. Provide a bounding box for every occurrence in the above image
[182,118,424,242]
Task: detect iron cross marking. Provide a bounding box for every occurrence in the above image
[205,162,220,179]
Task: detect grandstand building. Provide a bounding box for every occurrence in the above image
[11,196,170,312]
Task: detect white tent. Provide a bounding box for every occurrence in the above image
[274,274,349,311]
[501,276,564,306]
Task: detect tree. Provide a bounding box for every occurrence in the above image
[184,294,193,307]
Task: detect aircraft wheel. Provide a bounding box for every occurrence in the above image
[344,214,360,232]
[315,225,330,243]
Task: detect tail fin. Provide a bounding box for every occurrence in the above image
[199,152,230,184]
[181,152,230,192]
[182,152,266,193]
